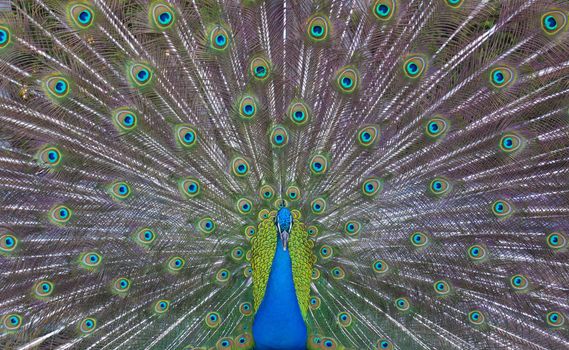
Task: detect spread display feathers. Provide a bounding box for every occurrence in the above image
[0,0,568,349]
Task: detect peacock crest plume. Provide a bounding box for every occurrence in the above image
[0,0,568,349]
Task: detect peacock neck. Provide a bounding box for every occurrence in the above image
[252,236,307,349]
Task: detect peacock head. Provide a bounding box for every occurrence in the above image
[275,200,293,251]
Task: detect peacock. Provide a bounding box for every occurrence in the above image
[0,0,568,349]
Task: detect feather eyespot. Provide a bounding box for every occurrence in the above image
[319,244,333,259]
[541,11,567,35]
[231,247,245,261]
[335,66,359,93]
[215,268,231,283]
[37,146,62,168]
[311,198,326,214]
[0,231,18,254]
[425,117,449,139]
[238,95,258,119]
[112,277,131,294]
[307,15,331,42]
[321,337,338,349]
[492,199,513,219]
[309,155,328,175]
[309,296,321,310]
[128,63,153,88]
[112,109,137,132]
[175,124,198,148]
[249,56,271,81]
[429,177,451,196]
[205,311,221,327]
[33,280,54,298]
[154,300,170,314]
[134,228,156,246]
[80,252,102,269]
[285,186,300,201]
[373,259,389,273]
[509,274,529,291]
[433,280,451,296]
[0,25,11,49]
[546,232,567,250]
[244,225,256,239]
[357,125,380,147]
[179,178,201,198]
[489,66,515,88]
[289,101,310,125]
[68,3,95,30]
[337,312,352,327]
[394,297,410,311]
[372,1,396,21]
[377,339,394,350]
[167,256,185,272]
[49,205,72,225]
[232,157,250,177]
[259,184,275,200]
[270,125,289,148]
[499,133,523,153]
[150,1,175,30]
[307,225,319,237]
[210,26,230,51]
[362,178,382,197]
[79,317,96,334]
[546,311,565,327]
[403,56,426,78]
[468,310,485,325]
[3,313,22,331]
[344,220,362,237]
[44,75,70,99]
[330,266,345,280]
[109,181,131,200]
[410,231,429,247]
[258,208,271,221]
[239,302,253,316]
[216,338,233,349]
[236,198,253,215]
[312,268,321,280]
[467,244,488,261]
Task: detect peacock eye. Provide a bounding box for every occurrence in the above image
[49,205,72,225]
[153,299,170,314]
[44,76,70,99]
[372,1,396,21]
[499,133,523,153]
[0,26,11,49]
[395,297,410,311]
[403,56,426,78]
[232,157,250,177]
[357,125,380,147]
[79,317,97,333]
[210,26,231,51]
[113,109,138,132]
[541,11,567,35]
[150,2,176,30]
[250,56,271,81]
[167,256,185,272]
[335,66,359,93]
[68,4,95,30]
[362,178,382,196]
[546,232,567,250]
[510,274,529,290]
[310,155,329,175]
[306,15,331,42]
[205,311,221,327]
[468,310,485,325]
[410,231,429,247]
[425,117,449,139]
[80,252,102,269]
[489,66,515,88]
[546,311,565,327]
[270,125,289,148]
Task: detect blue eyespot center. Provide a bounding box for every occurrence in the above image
[0,30,7,44]
[137,69,149,82]
[205,221,212,229]
[216,34,226,46]
[184,132,194,142]
[294,110,304,120]
[493,71,504,84]
[362,132,371,141]
[429,122,439,132]
[59,209,68,218]
[381,341,389,348]
[123,115,134,126]
[545,16,557,30]
[160,302,167,308]
[503,137,513,148]
[407,62,418,74]
[55,80,67,94]
[10,316,19,325]
[159,12,172,25]
[5,237,14,247]
[314,162,322,170]
[311,25,324,37]
[47,150,58,162]
[495,203,504,212]
[376,4,390,16]
[255,66,267,77]
[324,340,333,347]
[341,77,353,88]
[78,10,92,24]
[472,312,479,320]
[237,164,246,173]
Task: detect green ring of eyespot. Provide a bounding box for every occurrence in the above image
[34,280,54,297]
[205,311,222,327]
[547,232,567,249]
[80,251,102,268]
[468,310,485,325]
[394,297,410,311]
[167,256,185,271]
[510,274,529,290]
[362,178,382,196]
[467,244,487,261]
[79,317,97,333]
[433,280,451,295]
[0,233,18,253]
[372,259,388,273]
[311,198,326,214]
[337,311,352,327]
[410,232,428,247]
[154,300,170,314]
[492,199,513,218]
[546,311,565,327]
[50,205,72,225]
[330,266,345,280]
[372,1,395,21]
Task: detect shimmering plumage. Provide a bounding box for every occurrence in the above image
[0,0,569,349]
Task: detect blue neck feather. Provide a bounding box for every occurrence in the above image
[252,236,307,349]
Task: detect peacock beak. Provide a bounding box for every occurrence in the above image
[280,230,289,251]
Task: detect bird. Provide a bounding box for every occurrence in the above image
[0,0,568,349]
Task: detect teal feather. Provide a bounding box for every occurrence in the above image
[0,0,568,349]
